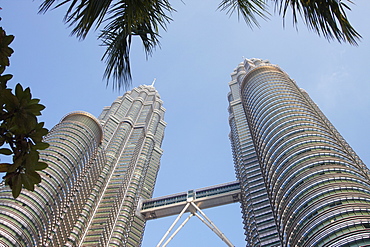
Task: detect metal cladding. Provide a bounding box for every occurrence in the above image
[80,85,166,246]
[0,85,166,247]
[0,112,104,246]
[228,59,370,247]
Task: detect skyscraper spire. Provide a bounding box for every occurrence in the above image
[151,78,157,87]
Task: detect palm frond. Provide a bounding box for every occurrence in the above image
[275,0,361,45]
[39,0,174,90]
[218,0,269,28]
[100,0,173,90]
[39,0,112,39]
[100,29,132,91]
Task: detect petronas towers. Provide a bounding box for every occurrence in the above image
[1,59,370,246]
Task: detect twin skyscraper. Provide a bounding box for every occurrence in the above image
[0,85,166,246]
[1,59,370,246]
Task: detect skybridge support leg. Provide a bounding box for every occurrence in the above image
[156,201,234,247]
[191,202,234,247]
[162,214,193,247]
[156,203,190,247]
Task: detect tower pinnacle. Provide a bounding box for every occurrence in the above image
[151,78,157,87]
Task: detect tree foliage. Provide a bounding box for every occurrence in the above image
[218,0,360,44]
[0,27,49,198]
[39,0,360,90]
[39,0,173,90]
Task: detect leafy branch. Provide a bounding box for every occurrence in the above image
[0,27,49,198]
[39,0,174,91]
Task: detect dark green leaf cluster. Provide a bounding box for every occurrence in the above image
[39,0,360,89]
[0,28,49,198]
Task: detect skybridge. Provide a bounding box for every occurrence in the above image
[139,181,241,247]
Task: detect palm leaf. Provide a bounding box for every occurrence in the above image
[218,0,270,27]
[39,0,173,90]
[219,0,360,44]
[275,0,360,45]
[100,0,173,90]
[39,0,112,39]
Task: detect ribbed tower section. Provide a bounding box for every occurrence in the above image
[229,58,370,247]
[228,63,281,246]
[0,112,105,247]
[80,85,166,246]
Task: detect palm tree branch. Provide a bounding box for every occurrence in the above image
[40,0,112,39]
[40,0,174,89]
[275,0,361,45]
[218,0,270,27]
[99,0,173,89]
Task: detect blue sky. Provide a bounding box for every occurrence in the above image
[2,1,370,246]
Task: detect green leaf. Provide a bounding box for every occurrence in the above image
[35,122,45,129]
[21,173,35,191]
[3,34,14,46]
[0,148,12,155]
[0,163,11,172]
[11,113,37,133]
[0,29,49,196]
[3,91,19,111]
[2,47,14,57]
[0,137,5,146]
[11,173,22,198]
[0,88,13,104]
[24,103,45,116]
[32,142,49,150]
[34,161,48,171]
[24,87,31,96]
[29,98,40,105]
[0,65,5,74]
[26,170,41,184]
[8,157,22,173]
[0,56,10,67]
[0,74,13,83]
[15,83,24,99]
[23,151,39,172]
[29,127,49,142]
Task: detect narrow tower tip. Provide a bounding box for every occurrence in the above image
[151,78,157,87]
